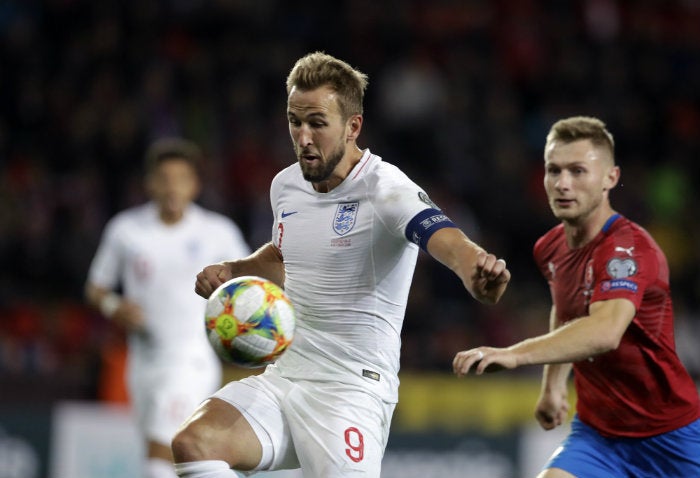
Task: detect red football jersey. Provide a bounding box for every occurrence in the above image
[534,214,700,437]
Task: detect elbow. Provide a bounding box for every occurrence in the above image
[594,334,622,354]
[84,282,105,308]
[84,283,97,304]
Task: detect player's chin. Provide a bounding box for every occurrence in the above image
[551,207,578,221]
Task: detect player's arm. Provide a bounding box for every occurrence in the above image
[540,305,573,390]
[84,282,145,332]
[535,305,573,430]
[454,298,636,376]
[195,242,285,299]
[426,227,510,304]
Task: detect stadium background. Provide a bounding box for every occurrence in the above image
[1,1,699,477]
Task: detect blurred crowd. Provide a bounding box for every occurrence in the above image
[1,0,699,403]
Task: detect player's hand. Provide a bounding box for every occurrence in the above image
[471,252,510,304]
[195,263,233,298]
[453,347,513,377]
[534,389,569,430]
[111,300,146,333]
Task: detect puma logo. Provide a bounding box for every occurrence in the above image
[615,246,634,256]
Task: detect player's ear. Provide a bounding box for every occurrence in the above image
[191,174,202,199]
[603,165,620,192]
[346,114,362,142]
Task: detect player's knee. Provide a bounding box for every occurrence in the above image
[171,422,209,463]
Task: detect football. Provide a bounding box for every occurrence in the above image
[204,276,296,368]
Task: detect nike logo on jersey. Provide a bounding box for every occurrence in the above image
[614,246,634,256]
[281,210,298,218]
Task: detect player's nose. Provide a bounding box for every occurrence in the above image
[296,124,313,147]
[555,171,572,190]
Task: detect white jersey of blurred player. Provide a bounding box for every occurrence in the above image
[214,149,453,475]
[88,202,251,445]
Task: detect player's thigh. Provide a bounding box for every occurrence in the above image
[536,468,576,478]
[211,375,300,471]
[540,417,620,478]
[133,360,221,445]
[173,397,263,469]
[630,417,700,477]
[285,382,394,477]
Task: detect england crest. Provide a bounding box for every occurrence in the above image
[333,202,359,236]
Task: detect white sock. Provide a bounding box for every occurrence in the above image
[174,460,242,477]
[145,457,178,478]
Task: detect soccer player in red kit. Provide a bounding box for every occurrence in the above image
[453,116,700,478]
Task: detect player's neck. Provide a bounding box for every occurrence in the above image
[312,146,363,193]
[563,206,617,248]
[159,209,185,225]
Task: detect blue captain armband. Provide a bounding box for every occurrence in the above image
[405,208,457,252]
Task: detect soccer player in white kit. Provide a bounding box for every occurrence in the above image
[85,138,251,478]
[171,52,511,478]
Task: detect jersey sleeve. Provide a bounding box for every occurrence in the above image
[589,232,658,310]
[532,229,560,305]
[532,234,551,279]
[372,169,455,251]
[87,218,124,289]
[269,169,284,247]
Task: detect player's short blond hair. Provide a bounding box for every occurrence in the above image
[144,137,203,175]
[545,116,615,162]
[286,51,368,120]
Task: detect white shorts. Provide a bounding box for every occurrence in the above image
[128,356,222,445]
[213,368,395,477]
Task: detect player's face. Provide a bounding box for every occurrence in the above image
[146,158,200,223]
[287,85,353,185]
[544,139,618,223]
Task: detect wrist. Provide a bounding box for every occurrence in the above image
[99,292,122,318]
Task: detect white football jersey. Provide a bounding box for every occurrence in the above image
[269,149,450,402]
[87,202,251,366]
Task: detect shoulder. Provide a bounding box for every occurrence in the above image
[594,216,667,283]
[271,162,302,187]
[363,158,425,202]
[107,203,152,229]
[190,204,244,232]
[97,204,152,246]
[534,224,565,258]
[600,216,660,254]
[597,216,665,267]
[364,155,411,183]
[373,168,435,222]
[270,163,304,203]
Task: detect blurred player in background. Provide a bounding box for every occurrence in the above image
[85,138,251,478]
[170,51,510,477]
[453,116,700,478]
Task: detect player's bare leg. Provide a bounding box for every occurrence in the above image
[145,440,178,478]
[172,398,262,476]
[536,468,576,478]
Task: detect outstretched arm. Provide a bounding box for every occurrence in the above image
[194,242,285,299]
[426,227,510,304]
[453,298,636,376]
